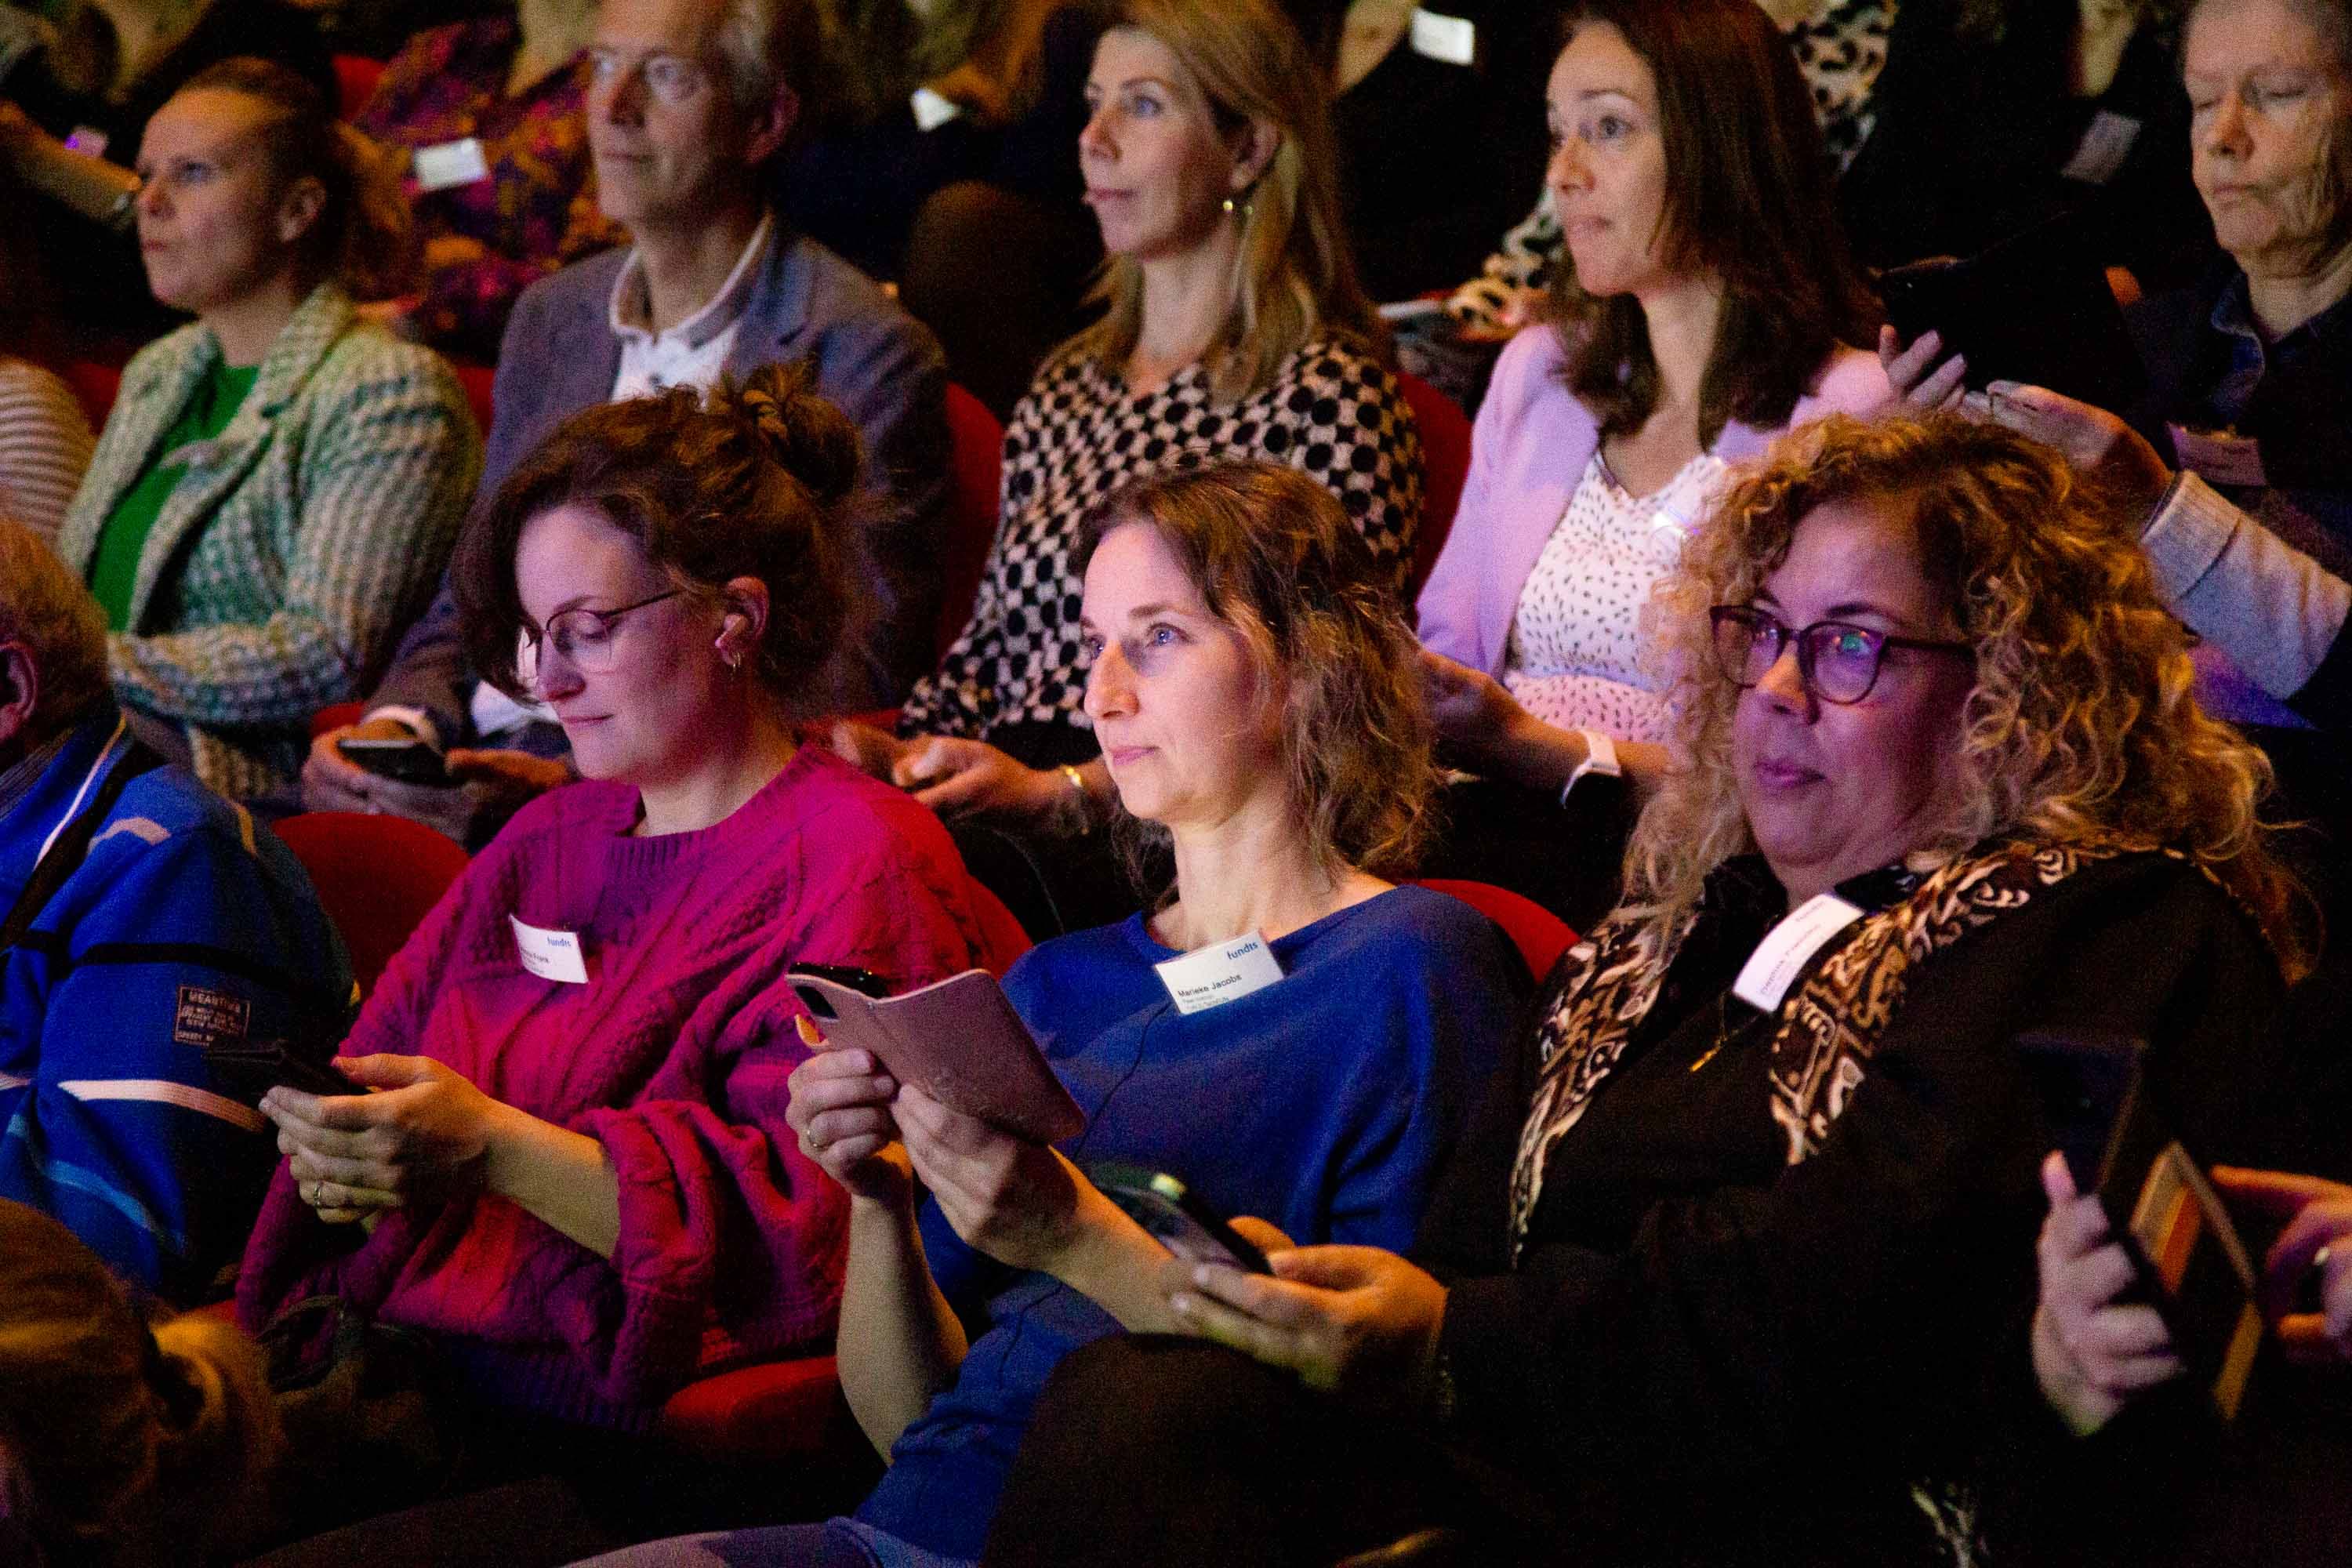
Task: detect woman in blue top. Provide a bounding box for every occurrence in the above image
[588,460,1528,1568]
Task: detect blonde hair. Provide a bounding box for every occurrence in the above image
[1078,461,1433,891]
[0,1202,281,1566]
[0,517,111,743]
[1061,0,1385,402]
[1626,412,2308,978]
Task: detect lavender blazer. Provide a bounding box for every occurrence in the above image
[1416,325,1893,677]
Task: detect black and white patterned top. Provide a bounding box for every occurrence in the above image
[1784,0,1897,173]
[898,339,1423,742]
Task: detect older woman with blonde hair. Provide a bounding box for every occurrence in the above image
[590,459,1523,1568]
[832,0,1421,933]
[978,412,2310,1568]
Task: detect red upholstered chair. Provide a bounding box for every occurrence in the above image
[450,360,497,437]
[310,702,365,739]
[271,812,469,1000]
[1412,877,1576,982]
[332,55,386,120]
[938,383,1004,658]
[63,361,123,429]
[1396,372,1472,600]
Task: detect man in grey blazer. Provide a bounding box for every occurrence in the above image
[303,0,951,844]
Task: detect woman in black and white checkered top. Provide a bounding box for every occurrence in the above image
[832,0,1422,914]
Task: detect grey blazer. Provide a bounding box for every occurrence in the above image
[370,223,952,736]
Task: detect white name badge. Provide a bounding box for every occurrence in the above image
[413,136,491,192]
[1733,893,1864,1012]
[511,914,589,984]
[1410,9,1477,67]
[2059,110,2141,186]
[2169,424,2269,489]
[1155,932,1285,1014]
[910,86,964,132]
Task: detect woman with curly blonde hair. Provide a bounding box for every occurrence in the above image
[975,412,2313,1568]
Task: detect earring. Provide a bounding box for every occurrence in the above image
[1221,195,1236,214]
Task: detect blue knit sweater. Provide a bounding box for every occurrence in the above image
[0,708,350,1301]
[856,884,1528,1559]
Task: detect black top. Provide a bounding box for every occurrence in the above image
[1417,849,2292,1567]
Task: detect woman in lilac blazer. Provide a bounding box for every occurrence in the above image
[1410,0,1890,927]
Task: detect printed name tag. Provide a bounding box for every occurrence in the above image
[1409,9,1477,66]
[910,86,964,132]
[511,914,589,984]
[1155,932,1285,1014]
[2169,424,2268,489]
[413,136,491,191]
[1733,893,1863,1012]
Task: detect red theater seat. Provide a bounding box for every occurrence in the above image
[64,361,123,429]
[1397,372,1472,600]
[333,55,385,121]
[1413,877,1575,982]
[450,360,496,436]
[939,384,1004,658]
[273,811,469,999]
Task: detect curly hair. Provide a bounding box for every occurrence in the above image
[1543,0,1881,446]
[453,361,871,716]
[1076,460,1432,892]
[1625,412,2308,978]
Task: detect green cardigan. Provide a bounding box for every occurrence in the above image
[56,286,482,799]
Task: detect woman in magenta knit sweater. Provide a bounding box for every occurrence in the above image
[238,366,999,1428]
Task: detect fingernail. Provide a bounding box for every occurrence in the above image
[1170,1294,1195,1316]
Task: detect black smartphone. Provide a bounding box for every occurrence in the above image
[1878,220,2147,412]
[2016,1029,2263,1420]
[789,964,893,1004]
[1090,1162,1271,1273]
[205,1038,353,1105]
[336,736,454,789]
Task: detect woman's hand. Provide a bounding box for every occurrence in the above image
[829,718,911,782]
[260,1054,510,1217]
[301,720,564,844]
[1421,646,1528,759]
[785,1016,913,1206]
[891,736,1068,827]
[2032,1152,2183,1436]
[1981,380,2173,523]
[1878,325,1969,411]
[1167,1240,1449,1414]
[2212,1165,2352,1366]
[893,1083,1098,1273]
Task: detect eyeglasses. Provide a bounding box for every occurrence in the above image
[517,590,683,684]
[586,48,709,107]
[1708,605,1973,706]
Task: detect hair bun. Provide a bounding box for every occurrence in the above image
[727,362,864,510]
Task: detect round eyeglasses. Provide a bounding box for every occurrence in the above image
[1708,605,1972,706]
[517,590,684,684]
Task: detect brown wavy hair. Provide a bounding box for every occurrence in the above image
[178,58,414,301]
[0,1201,280,1567]
[1060,0,1385,402]
[1077,460,1432,892]
[1626,412,2308,978]
[455,361,872,715]
[1543,0,1880,445]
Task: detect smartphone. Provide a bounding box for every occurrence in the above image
[1878,219,2147,411]
[788,967,1085,1145]
[1089,1162,1271,1273]
[205,1038,353,1105]
[337,736,454,789]
[2017,1030,2263,1420]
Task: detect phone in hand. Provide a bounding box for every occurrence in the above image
[205,1037,352,1105]
[336,736,454,789]
[1878,218,2147,411]
[1089,1162,1272,1273]
[2017,1029,2263,1420]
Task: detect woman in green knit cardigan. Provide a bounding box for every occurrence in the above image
[54,57,481,800]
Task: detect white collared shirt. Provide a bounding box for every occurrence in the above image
[607,212,775,402]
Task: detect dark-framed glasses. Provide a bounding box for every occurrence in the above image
[517,590,684,683]
[1708,604,1973,706]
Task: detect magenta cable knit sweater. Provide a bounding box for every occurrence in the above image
[237,747,992,1424]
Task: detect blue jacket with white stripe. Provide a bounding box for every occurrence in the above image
[0,707,351,1301]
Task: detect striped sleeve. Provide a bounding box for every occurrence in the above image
[0,361,96,547]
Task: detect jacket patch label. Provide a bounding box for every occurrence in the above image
[173,985,251,1049]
